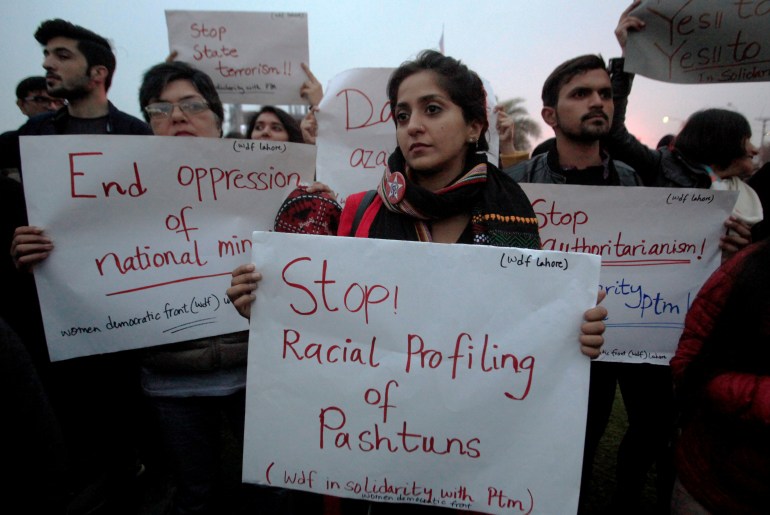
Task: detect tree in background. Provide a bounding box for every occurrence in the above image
[497,97,542,153]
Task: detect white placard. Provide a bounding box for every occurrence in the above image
[166,10,309,104]
[520,183,737,364]
[315,68,396,204]
[316,68,501,205]
[626,0,770,84]
[243,232,601,514]
[20,135,315,361]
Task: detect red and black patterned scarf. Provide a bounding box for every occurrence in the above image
[369,148,541,249]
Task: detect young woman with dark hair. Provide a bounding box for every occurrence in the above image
[247,105,305,143]
[227,49,607,514]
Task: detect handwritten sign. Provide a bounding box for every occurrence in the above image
[19,135,315,361]
[315,69,501,204]
[519,184,737,364]
[626,0,770,83]
[166,11,309,104]
[243,232,601,514]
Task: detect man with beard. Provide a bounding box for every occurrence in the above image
[8,19,152,514]
[18,19,150,137]
[504,54,639,186]
[504,54,674,515]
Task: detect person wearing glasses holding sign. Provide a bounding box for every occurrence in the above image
[137,60,289,515]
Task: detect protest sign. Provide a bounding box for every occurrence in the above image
[20,135,315,361]
[626,0,770,83]
[315,68,500,204]
[315,68,396,204]
[519,183,737,364]
[166,10,309,104]
[243,232,601,514]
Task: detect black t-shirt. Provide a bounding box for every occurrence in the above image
[559,165,612,186]
[63,115,109,134]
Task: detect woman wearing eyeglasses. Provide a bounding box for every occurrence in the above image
[138,61,286,515]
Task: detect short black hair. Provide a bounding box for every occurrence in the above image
[139,61,224,132]
[542,55,607,108]
[246,106,304,143]
[35,19,116,91]
[15,76,48,100]
[387,50,489,151]
[674,109,752,170]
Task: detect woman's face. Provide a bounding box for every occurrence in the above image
[394,71,481,190]
[250,111,290,142]
[717,138,759,179]
[148,79,220,138]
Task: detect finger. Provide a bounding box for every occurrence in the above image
[14,251,51,269]
[596,290,607,305]
[580,336,603,358]
[13,241,54,254]
[232,292,255,319]
[13,225,45,237]
[230,273,261,289]
[226,283,257,302]
[231,263,256,276]
[622,0,642,18]
[301,62,318,82]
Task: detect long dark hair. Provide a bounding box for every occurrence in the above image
[387,50,489,151]
[246,106,304,143]
[674,109,752,170]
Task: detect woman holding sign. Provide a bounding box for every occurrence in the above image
[228,50,607,514]
[138,61,287,515]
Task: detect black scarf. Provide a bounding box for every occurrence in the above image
[369,148,541,249]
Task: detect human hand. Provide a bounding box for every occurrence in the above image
[300,63,323,107]
[494,105,516,155]
[720,216,752,262]
[300,107,318,145]
[616,0,645,55]
[10,226,53,271]
[304,181,336,197]
[580,291,607,359]
[226,263,262,320]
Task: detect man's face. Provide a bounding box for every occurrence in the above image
[42,36,93,100]
[16,88,64,117]
[544,69,613,143]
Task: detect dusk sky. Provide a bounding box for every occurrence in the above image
[2,0,768,150]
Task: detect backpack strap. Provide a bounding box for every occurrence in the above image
[350,189,377,236]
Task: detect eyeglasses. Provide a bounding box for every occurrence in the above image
[23,95,65,107]
[144,99,210,120]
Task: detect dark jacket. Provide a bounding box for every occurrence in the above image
[18,101,152,137]
[605,57,712,189]
[503,148,641,186]
[8,102,152,174]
